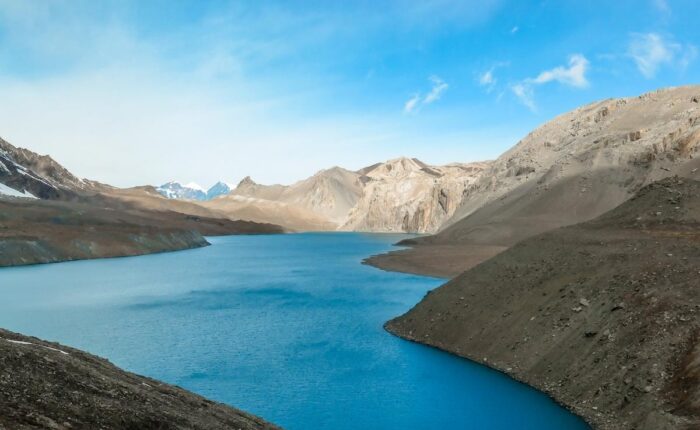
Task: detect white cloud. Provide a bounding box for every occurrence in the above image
[628,33,676,77]
[478,62,509,93]
[652,0,671,14]
[403,75,448,113]
[511,26,519,34]
[628,33,696,78]
[424,75,448,104]
[479,69,495,86]
[680,45,699,69]
[532,54,590,88]
[510,83,536,112]
[510,54,590,111]
[404,94,421,113]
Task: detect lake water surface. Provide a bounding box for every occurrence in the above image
[0,233,588,429]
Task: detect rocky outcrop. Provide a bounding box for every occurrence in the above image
[0,328,280,430]
[341,158,490,233]
[385,177,700,430]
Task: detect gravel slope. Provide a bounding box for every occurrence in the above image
[385,177,700,430]
[0,328,281,430]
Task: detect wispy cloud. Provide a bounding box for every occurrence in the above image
[424,75,448,104]
[628,33,696,78]
[404,75,449,113]
[404,94,422,113]
[510,26,519,34]
[478,62,509,93]
[479,69,496,87]
[510,83,536,112]
[652,0,671,14]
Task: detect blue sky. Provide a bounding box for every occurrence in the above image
[0,0,698,187]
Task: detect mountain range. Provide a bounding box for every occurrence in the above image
[166,158,490,233]
[2,84,700,429]
[156,181,234,201]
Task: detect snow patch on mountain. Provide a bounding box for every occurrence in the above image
[156,181,234,201]
[0,182,37,199]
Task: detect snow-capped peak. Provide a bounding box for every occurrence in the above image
[184,182,206,192]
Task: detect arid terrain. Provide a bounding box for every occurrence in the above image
[3,85,700,429]
[385,177,700,430]
[0,197,282,267]
[0,328,281,430]
[370,85,700,277]
[0,138,283,267]
[189,158,491,233]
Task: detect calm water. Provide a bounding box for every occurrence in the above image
[0,233,587,429]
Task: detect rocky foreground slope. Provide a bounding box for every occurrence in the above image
[372,85,700,276]
[386,177,700,430]
[0,328,280,430]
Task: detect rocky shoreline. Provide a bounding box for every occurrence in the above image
[0,328,281,430]
[376,178,700,430]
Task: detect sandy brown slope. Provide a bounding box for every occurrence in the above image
[0,328,280,430]
[0,197,283,267]
[385,177,700,430]
[201,170,354,231]
[370,86,700,277]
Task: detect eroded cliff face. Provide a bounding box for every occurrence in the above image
[341,158,491,233]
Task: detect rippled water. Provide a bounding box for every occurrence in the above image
[0,233,588,429]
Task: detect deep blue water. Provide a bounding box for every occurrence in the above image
[0,233,588,429]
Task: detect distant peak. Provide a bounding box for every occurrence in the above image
[238,176,256,187]
[381,157,425,172]
[184,182,205,192]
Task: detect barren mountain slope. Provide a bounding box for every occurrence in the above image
[0,137,109,200]
[0,197,283,267]
[0,137,283,267]
[202,194,336,232]
[202,168,362,231]
[386,177,700,430]
[370,86,700,276]
[0,328,280,430]
[341,158,491,233]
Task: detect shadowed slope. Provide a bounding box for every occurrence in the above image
[386,177,700,430]
[0,328,281,430]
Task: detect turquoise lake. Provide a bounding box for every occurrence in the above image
[0,233,588,429]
